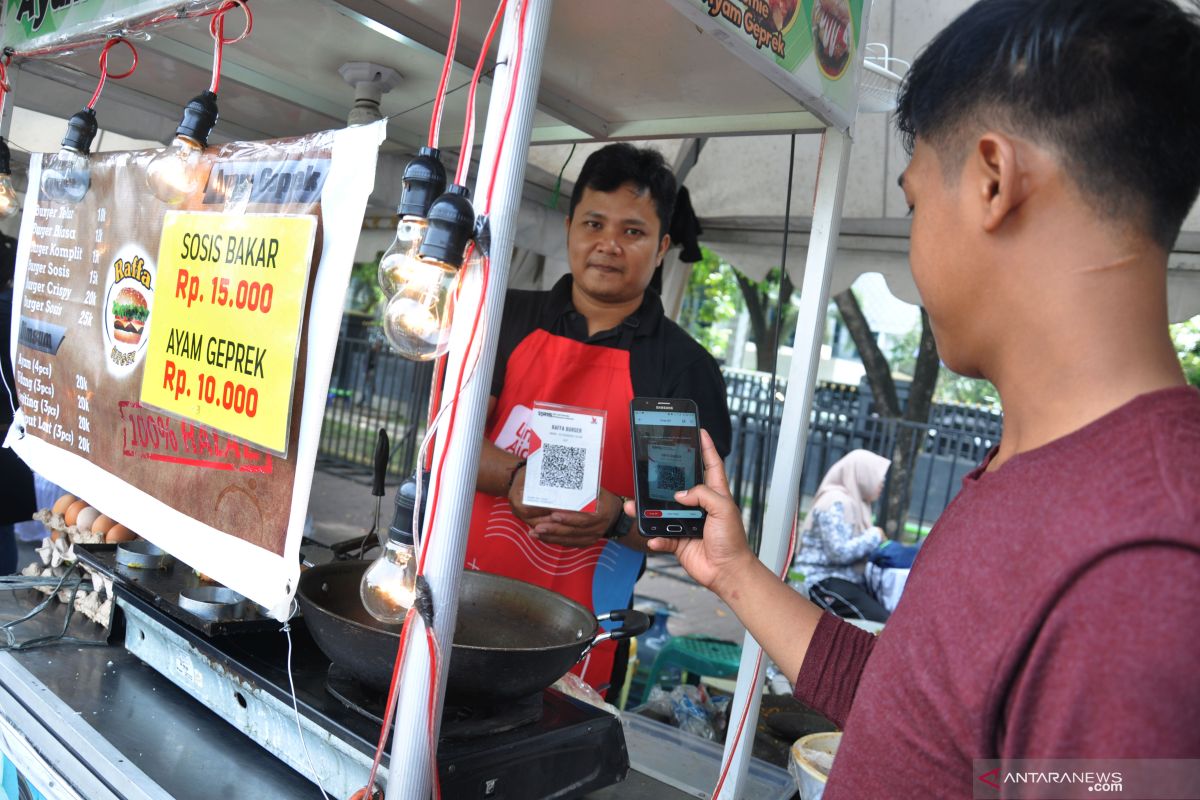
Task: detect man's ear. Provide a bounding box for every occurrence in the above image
[974,132,1029,233]
[656,234,671,266]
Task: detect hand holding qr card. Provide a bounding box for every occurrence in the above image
[522,402,606,512]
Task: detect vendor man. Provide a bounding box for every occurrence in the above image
[466,143,732,691]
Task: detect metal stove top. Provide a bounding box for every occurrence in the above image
[88,545,629,800]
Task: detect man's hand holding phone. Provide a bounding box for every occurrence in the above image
[626,429,758,598]
[508,466,627,548]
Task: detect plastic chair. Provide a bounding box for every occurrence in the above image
[639,635,742,705]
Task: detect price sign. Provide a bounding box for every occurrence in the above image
[140,211,317,456]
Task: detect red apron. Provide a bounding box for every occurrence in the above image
[465,328,643,691]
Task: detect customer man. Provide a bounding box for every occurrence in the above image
[642,0,1200,795]
[467,144,732,691]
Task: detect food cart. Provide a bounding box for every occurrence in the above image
[1,1,884,797]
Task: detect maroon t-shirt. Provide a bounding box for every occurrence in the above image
[794,387,1200,798]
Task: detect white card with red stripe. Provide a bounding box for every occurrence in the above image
[522,402,606,512]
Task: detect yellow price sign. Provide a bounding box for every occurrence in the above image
[141,211,317,456]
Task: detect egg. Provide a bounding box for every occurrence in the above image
[75,507,102,533]
[64,499,89,527]
[51,494,78,516]
[105,524,137,544]
[90,515,117,536]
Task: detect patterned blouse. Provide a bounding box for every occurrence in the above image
[789,500,881,593]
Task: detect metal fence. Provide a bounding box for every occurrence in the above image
[317,338,1003,542]
[318,315,433,477]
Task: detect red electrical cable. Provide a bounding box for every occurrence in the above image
[428,0,462,149]
[709,516,800,800]
[355,606,416,800]
[423,0,528,576]
[371,4,530,798]
[208,0,253,95]
[0,56,10,122]
[86,38,138,110]
[454,0,507,187]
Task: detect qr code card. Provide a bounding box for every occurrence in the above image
[522,402,606,512]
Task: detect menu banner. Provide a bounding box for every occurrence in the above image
[5,122,387,618]
[1,0,221,54]
[665,0,871,132]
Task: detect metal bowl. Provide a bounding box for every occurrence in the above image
[178,586,249,621]
[115,540,172,570]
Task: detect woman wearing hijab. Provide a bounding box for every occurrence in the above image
[790,449,891,622]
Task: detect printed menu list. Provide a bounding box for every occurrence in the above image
[16,201,105,459]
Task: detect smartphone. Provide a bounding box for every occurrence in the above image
[630,397,706,537]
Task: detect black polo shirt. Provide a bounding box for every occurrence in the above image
[491,275,732,457]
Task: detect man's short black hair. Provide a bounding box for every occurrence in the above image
[896,0,1200,249]
[569,143,676,238]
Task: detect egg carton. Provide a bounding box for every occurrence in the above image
[19,529,116,629]
[30,508,107,546]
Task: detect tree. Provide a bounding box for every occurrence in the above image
[833,289,939,539]
[733,267,797,373]
[679,247,743,359]
[889,328,1001,408]
[1172,318,1200,388]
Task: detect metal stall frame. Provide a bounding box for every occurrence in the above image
[385,2,870,798]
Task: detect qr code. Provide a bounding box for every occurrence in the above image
[539,443,586,490]
[654,464,687,493]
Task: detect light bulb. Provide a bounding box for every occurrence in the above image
[360,537,417,624]
[41,148,90,205]
[0,174,17,219]
[146,136,210,205]
[382,256,458,361]
[377,217,429,294]
[40,108,97,206]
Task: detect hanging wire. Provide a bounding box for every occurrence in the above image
[0,565,111,650]
[709,132,799,800]
[547,142,576,210]
[280,601,333,800]
[87,37,138,109]
[207,0,253,95]
[454,0,507,186]
[428,0,462,149]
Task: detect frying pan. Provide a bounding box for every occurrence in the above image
[295,560,649,703]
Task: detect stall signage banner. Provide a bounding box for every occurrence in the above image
[141,211,317,456]
[666,0,871,132]
[5,121,387,618]
[0,0,209,53]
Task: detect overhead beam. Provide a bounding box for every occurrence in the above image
[135,36,351,125]
[530,110,827,144]
[325,0,612,138]
[11,59,273,145]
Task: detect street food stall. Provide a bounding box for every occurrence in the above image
[1,1,884,797]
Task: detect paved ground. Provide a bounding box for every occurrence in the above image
[303,464,748,644]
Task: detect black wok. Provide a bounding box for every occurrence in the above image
[295,560,648,703]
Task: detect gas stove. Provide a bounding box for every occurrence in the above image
[78,546,629,799]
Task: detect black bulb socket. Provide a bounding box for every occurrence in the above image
[61,108,98,155]
[175,91,220,147]
[417,184,475,270]
[387,472,430,547]
[397,147,447,219]
[0,138,10,175]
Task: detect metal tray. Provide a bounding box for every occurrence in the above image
[74,543,281,637]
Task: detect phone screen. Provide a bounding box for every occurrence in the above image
[631,400,705,537]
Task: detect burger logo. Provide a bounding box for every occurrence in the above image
[812,0,853,79]
[111,287,149,345]
[103,248,156,374]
